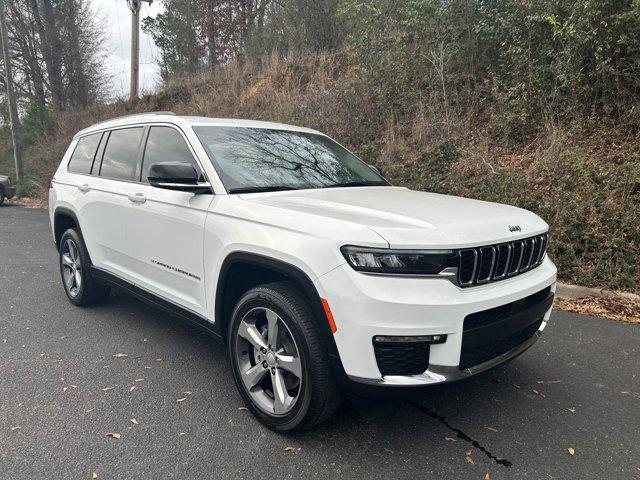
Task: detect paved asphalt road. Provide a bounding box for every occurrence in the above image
[1,205,639,480]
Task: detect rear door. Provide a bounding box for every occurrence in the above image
[80,126,146,279]
[124,125,213,315]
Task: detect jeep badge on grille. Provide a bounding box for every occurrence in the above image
[508,225,522,232]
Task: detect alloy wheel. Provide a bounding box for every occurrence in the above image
[234,307,303,416]
[61,239,82,297]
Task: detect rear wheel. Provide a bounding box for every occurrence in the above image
[59,228,110,306]
[228,282,342,432]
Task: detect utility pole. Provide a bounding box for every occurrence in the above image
[0,0,23,182]
[127,0,152,100]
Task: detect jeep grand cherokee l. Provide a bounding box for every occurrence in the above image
[49,113,557,432]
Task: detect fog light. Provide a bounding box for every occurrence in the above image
[373,334,447,344]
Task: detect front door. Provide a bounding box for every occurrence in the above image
[124,125,213,316]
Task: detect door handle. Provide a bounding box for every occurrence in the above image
[128,193,146,204]
[78,184,91,193]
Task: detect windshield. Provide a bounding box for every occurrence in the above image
[193,126,387,192]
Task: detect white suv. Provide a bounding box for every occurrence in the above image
[49,113,557,432]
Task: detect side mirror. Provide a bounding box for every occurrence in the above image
[368,164,383,176]
[147,162,211,193]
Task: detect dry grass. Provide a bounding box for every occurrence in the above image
[555,297,640,324]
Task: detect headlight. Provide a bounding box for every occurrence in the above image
[340,246,455,275]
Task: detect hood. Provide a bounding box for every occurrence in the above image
[239,186,548,249]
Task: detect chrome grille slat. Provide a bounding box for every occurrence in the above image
[456,233,549,288]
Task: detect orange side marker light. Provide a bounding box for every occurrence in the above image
[321,298,337,334]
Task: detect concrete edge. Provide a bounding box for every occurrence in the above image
[556,282,640,303]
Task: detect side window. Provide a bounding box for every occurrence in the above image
[67,133,102,174]
[141,126,200,182]
[99,127,144,181]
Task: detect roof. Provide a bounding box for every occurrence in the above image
[74,112,322,138]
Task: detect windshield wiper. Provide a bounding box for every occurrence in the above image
[228,185,299,194]
[323,181,388,188]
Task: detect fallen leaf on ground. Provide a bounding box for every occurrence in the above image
[10,426,21,431]
[101,387,114,392]
[554,296,640,324]
[113,353,128,358]
[130,419,139,425]
[129,386,136,392]
[536,380,561,384]
[144,366,151,369]
[444,437,457,442]
[85,409,93,413]
[238,406,248,411]
[177,397,187,403]
[179,432,187,436]
[484,474,491,480]
[566,407,576,413]
[183,391,192,395]
[92,473,99,479]
[283,446,296,453]
[620,391,630,394]
[384,448,394,453]
[105,432,121,439]
[532,389,546,397]
[134,378,144,382]
[466,450,475,464]
[567,447,575,456]
[484,426,499,433]
[63,387,68,392]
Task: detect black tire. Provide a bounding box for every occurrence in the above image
[59,228,111,306]
[0,185,5,206]
[228,281,342,432]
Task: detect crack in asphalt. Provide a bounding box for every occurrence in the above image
[410,401,513,467]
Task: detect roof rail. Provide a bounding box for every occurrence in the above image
[89,111,177,128]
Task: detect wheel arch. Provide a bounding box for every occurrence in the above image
[53,207,85,253]
[214,252,342,362]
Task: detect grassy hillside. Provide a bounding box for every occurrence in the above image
[3,53,639,293]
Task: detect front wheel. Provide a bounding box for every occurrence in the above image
[228,282,342,432]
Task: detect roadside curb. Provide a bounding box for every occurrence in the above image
[556,282,640,303]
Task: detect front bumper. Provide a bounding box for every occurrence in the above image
[315,257,557,391]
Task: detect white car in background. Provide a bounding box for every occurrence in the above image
[49,113,557,432]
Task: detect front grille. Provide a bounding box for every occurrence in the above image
[459,318,543,370]
[457,233,548,287]
[373,341,430,376]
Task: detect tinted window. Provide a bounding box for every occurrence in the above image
[193,127,386,192]
[68,134,101,174]
[141,126,199,182]
[99,127,144,181]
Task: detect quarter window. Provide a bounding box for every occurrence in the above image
[67,133,101,174]
[141,126,200,182]
[99,127,144,181]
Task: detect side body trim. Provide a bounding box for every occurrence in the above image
[90,266,223,342]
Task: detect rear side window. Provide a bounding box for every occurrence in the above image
[140,126,200,182]
[67,133,101,174]
[99,127,144,181]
